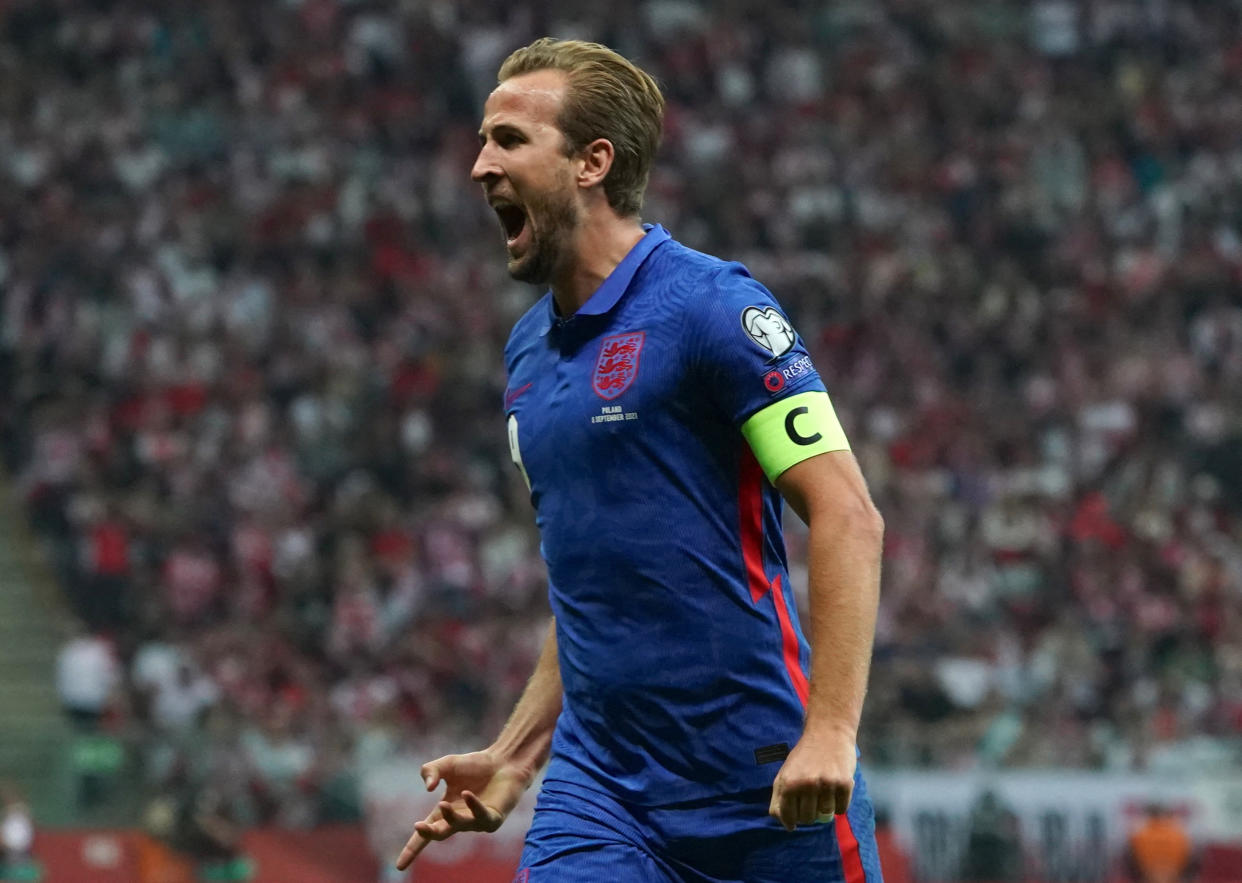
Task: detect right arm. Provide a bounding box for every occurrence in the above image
[396,619,562,869]
[489,618,563,777]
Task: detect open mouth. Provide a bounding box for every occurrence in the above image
[494,203,528,247]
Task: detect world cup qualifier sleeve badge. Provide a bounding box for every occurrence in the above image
[592,331,646,400]
[740,306,796,360]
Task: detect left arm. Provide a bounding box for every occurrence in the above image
[769,449,884,830]
[684,265,882,827]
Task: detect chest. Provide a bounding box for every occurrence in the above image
[504,318,690,494]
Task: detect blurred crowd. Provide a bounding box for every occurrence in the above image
[3,0,1242,828]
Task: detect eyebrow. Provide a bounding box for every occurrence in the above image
[478,123,525,145]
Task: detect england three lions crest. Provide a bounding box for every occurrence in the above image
[592,331,646,400]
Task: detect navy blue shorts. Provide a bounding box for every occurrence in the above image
[514,766,883,882]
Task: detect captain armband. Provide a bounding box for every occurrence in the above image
[740,391,851,483]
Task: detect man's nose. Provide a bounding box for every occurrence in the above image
[471,144,500,183]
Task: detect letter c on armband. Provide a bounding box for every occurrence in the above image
[784,406,823,446]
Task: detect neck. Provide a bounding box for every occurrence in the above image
[550,212,645,317]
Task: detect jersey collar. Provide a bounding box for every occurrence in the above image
[543,224,670,333]
[578,223,670,316]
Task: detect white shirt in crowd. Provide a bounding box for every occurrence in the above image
[55,634,120,712]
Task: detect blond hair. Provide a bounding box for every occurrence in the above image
[498,38,665,217]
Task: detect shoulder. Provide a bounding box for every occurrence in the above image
[644,236,764,312]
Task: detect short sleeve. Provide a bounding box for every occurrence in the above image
[687,263,828,426]
[686,264,851,481]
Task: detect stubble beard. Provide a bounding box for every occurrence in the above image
[507,183,580,286]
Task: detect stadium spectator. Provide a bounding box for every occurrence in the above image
[76,500,132,632]
[0,783,35,881]
[240,701,321,828]
[961,789,1023,882]
[55,625,120,733]
[1124,804,1197,883]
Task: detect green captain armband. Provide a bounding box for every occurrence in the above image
[740,390,850,483]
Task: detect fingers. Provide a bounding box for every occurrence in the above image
[834,782,852,815]
[817,790,835,819]
[395,808,443,871]
[463,790,503,832]
[769,782,801,832]
[413,811,472,847]
[395,831,428,870]
[394,798,467,871]
[770,780,854,831]
[438,792,503,832]
[396,752,510,869]
[438,798,468,828]
[769,784,791,831]
[817,781,853,817]
[395,799,480,871]
[797,790,819,826]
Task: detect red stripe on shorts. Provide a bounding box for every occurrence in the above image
[835,814,867,883]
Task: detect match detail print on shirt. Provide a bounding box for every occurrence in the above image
[740,391,850,482]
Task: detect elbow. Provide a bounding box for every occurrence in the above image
[868,501,885,535]
[836,494,884,552]
[813,494,884,546]
[860,501,885,549]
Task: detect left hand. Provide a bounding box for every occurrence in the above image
[394,749,530,870]
[768,730,857,831]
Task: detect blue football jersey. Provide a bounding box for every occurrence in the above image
[503,225,847,804]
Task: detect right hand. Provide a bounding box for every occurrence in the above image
[394,749,531,870]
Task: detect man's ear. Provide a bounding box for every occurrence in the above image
[577,138,615,190]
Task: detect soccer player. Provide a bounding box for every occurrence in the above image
[396,38,885,882]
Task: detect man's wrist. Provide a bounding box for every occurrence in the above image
[800,715,858,745]
[485,740,543,786]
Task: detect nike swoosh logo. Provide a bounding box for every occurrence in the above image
[504,382,533,409]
